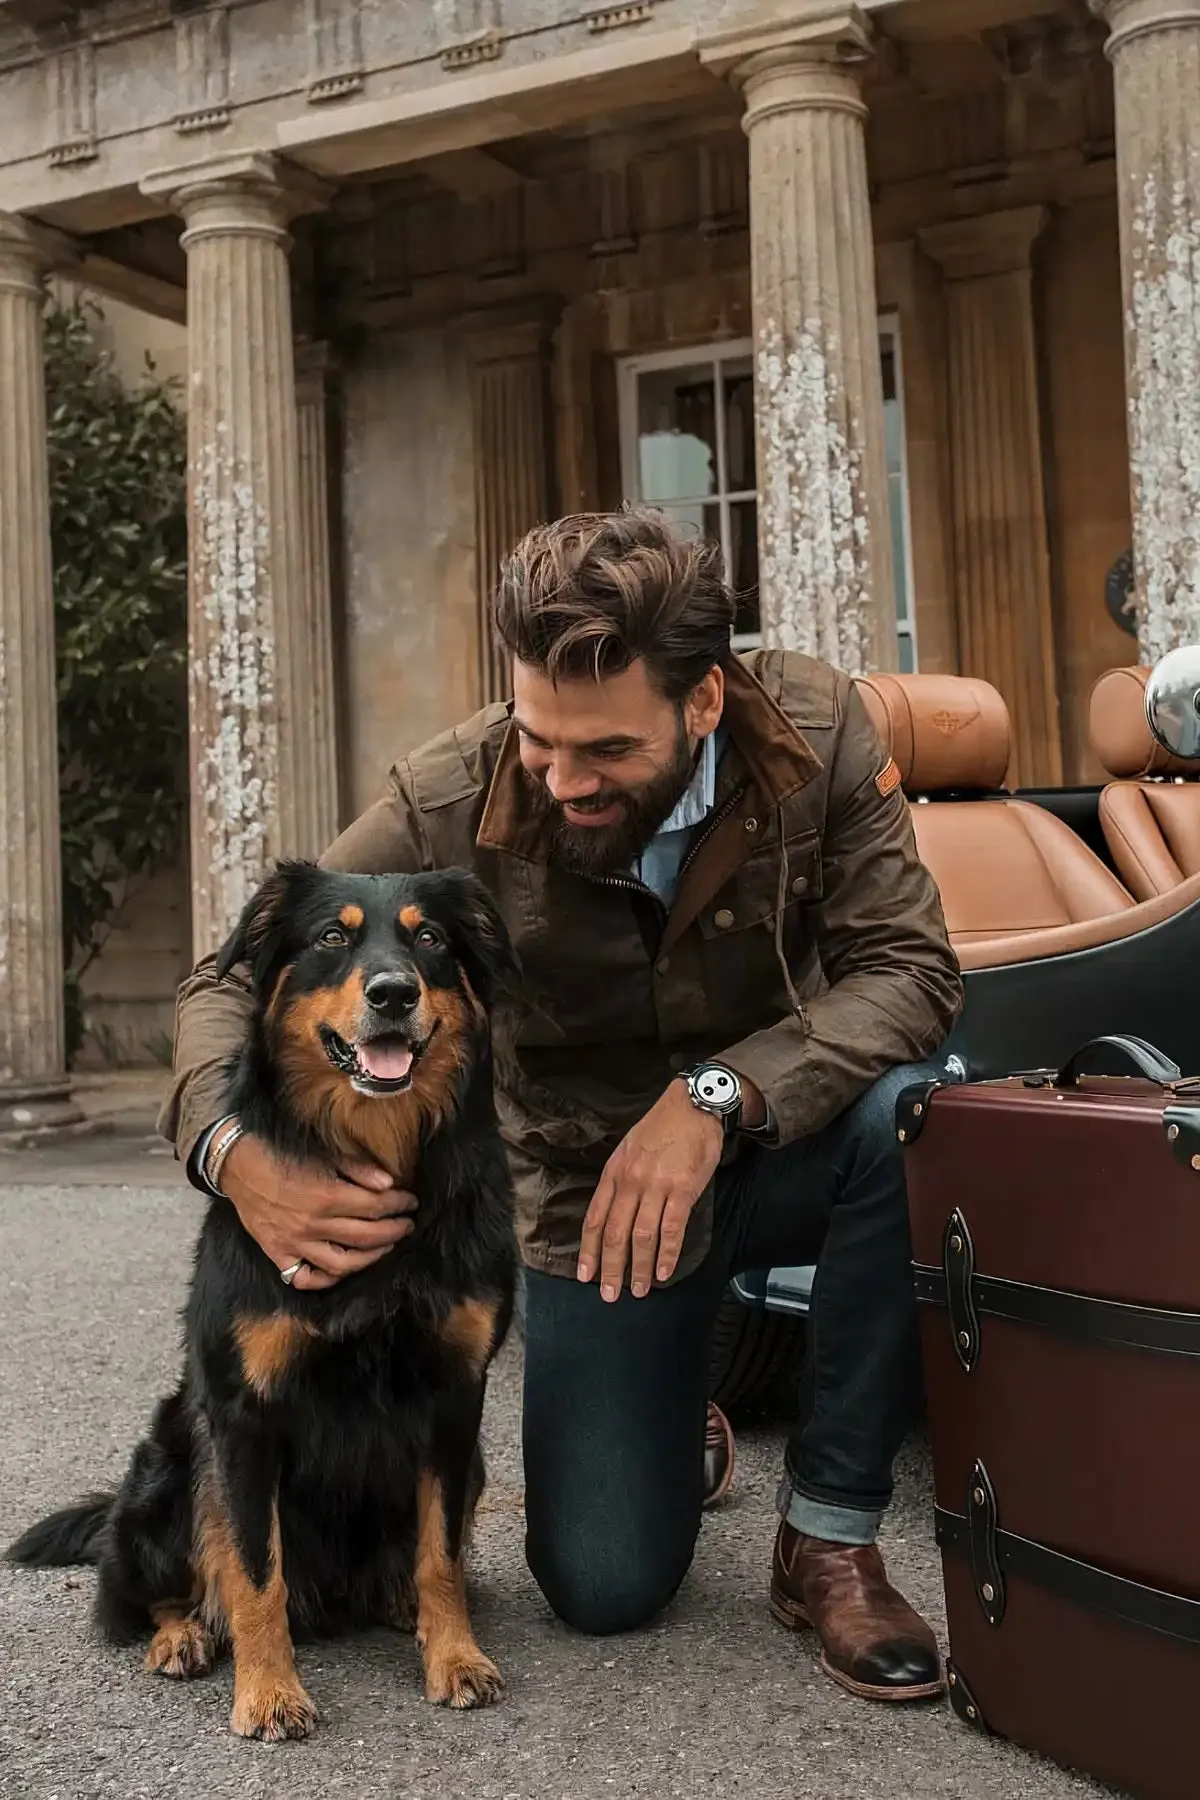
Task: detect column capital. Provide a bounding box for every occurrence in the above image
[919,205,1049,281]
[1089,0,1200,56]
[139,151,332,244]
[700,5,872,78]
[459,299,562,366]
[0,212,79,292]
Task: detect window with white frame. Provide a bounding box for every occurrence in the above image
[618,327,918,668]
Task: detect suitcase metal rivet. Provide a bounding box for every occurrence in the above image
[1168,1124,1180,1142]
[948,1671,957,1686]
[898,1128,907,1142]
[958,1331,971,1350]
[982,1582,995,1602]
[913,1102,923,1116]
[966,1705,978,1721]
[1193,1155,1200,1172]
[950,1234,963,1254]
[973,1486,985,1506]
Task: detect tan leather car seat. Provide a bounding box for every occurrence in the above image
[1089,664,1200,902]
[855,672,1134,947]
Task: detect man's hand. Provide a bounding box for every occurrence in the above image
[577,1080,726,1302]
[218,1133,417,1292]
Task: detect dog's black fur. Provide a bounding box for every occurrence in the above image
[7,861,519,1740]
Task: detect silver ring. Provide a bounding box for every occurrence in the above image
[279,1260,304,1286]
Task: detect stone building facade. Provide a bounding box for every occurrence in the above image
[0,0,1198,1122]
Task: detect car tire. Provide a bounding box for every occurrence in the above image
[708,1289,806,1416]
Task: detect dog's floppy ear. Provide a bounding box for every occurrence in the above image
[441,870,521,1009]
[215,859,314,991]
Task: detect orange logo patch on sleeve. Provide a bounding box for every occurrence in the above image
[875,757,902,798]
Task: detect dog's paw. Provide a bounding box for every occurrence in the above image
[230,1675,318,1741]
[144,1616,214,1680]
[424,1647,503,1710]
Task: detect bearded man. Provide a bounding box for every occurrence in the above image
[161,507,963,1701]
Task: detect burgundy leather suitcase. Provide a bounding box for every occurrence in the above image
[900,1037,1200,1800]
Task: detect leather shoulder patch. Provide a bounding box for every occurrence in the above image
[875,756,902,798]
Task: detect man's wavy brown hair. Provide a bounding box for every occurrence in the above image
[490,507,737,703]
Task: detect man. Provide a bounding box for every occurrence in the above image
[161,507,963,1701]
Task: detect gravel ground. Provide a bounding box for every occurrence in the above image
[0,1151,1116,1800]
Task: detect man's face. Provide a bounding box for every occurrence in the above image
[512,658,724,879]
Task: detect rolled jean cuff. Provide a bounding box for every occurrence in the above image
[776,1478,882,1547]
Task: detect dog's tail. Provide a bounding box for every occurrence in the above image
[5,1493,113,1568]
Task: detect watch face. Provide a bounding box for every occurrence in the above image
[693,1065,740,1111]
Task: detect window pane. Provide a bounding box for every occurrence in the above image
[729,499,760,638]
[656,501,720,550]
[636,364,718,504]
[898,630,916,675]
[888,474,910,627]
[721,356,756,493]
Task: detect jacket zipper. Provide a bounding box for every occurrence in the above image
[587,777,752,913]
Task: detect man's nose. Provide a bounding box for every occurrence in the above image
[546,757,600,803]
[364,971,421,1014]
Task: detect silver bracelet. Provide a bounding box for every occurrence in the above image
[205,1117,245,1195]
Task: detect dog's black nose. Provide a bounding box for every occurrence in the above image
[364,972,421,1013]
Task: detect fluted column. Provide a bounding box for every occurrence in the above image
[464,310,558,705]
[1090,0,1200,661]
[919,208,1062,789]
[0,215,83,1130]
[140,152,327,959]
[702,7,896,675]
[295,339,341,847]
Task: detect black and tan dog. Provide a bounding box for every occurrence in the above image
[7,861,519,1742]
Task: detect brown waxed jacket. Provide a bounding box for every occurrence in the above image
[158,649,963,1282]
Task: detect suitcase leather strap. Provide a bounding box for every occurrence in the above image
[914,1260,1200,1360]
[936,1498,1200,1649]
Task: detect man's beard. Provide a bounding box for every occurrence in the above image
[524,718,697,880]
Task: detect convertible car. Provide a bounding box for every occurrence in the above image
[711,645,1200,1412]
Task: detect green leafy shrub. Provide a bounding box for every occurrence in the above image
[44,299,188,1060]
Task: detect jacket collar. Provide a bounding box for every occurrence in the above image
[474,654,823,861]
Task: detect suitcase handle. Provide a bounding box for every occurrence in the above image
[1054,1034,1182,1088]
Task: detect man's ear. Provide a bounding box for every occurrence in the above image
[443,870,521,1009]
[214,860,314,992]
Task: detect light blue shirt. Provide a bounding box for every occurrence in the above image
[634,725,726,906]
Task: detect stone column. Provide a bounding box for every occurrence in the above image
[0,216,84,1131]
[1090,0,1200,662]
[140,153,328,960]
[920,208,1062,788]
[463,310,558,706]
[294,339,341,848]
[702,7,896,675]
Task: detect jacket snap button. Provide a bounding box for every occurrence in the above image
[744,817,758,833]
[656,956,670,975]
[714,908,735,930]
[791,876,808,897]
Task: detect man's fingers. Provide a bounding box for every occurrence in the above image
[322,1179,417,1222]
[289,1262,338,1292]
[597,1183,648,1303]
[298,1238,395,1279]
[337,1160,395,1192]
[628,1189,668,1299]
[655,1189,694,1285]
[319,1213,414,1253]
[577,1172,617,1283]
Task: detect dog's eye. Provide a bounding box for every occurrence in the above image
[319,926,348,948]
[415,925,443,950]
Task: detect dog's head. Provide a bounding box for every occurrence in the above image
[216,863,518,1138]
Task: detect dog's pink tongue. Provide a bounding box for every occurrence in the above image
[357,1042,413,1082]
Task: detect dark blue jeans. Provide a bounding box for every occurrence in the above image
[520,1060,947,1636]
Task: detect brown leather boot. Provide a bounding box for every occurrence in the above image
[770,1523,944,1701]
[702,1402,735,1509]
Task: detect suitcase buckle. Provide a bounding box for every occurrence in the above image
[967,1460,1006,1628]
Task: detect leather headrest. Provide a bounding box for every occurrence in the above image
[1088,665,1200,779]
[854,673,1011,792]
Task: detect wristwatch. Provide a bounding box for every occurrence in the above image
[678,1062,743,1134]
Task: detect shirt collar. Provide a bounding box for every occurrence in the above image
[654,725,720,839]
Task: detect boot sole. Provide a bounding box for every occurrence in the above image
[769,1588,947,1703]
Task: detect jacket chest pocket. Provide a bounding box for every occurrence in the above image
[696,830,823,940]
